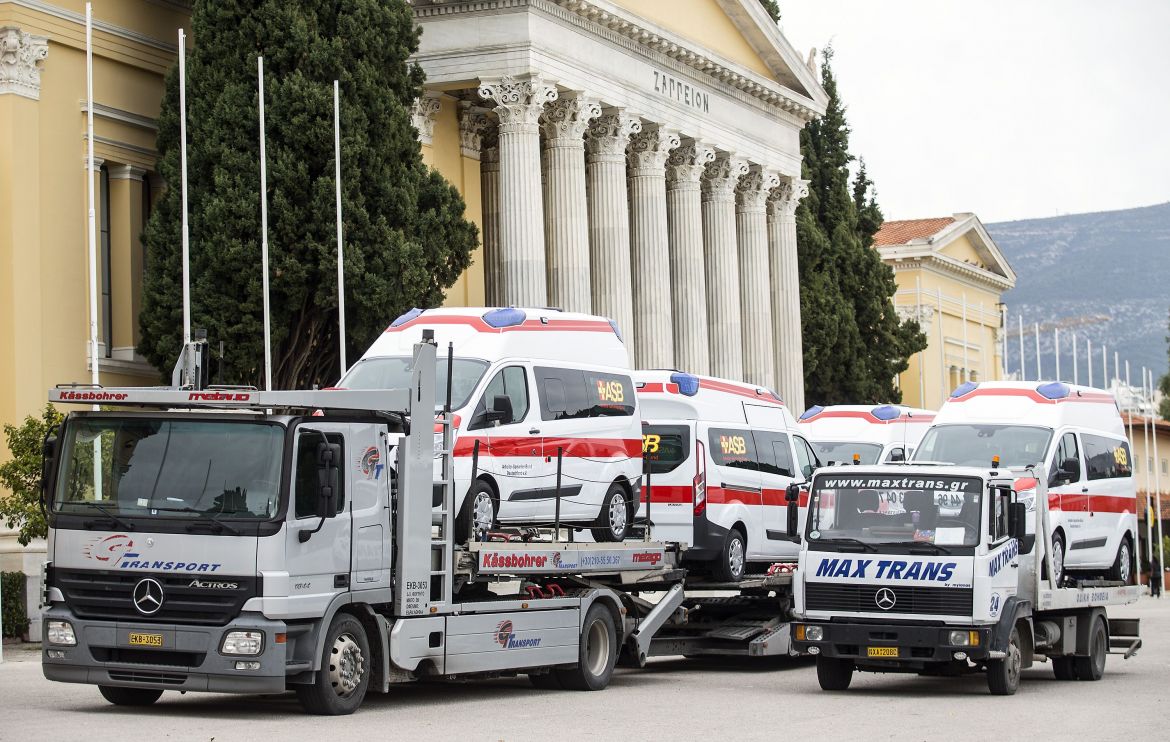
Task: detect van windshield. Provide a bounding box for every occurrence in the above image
[811,441,883,466]
[342,356,488,411]
[914,424,1052,468]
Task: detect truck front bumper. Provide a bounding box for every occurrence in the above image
[41,605,291,694]
[791,620,993,670]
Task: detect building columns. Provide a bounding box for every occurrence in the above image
[736,167,780,388]
[584,109,641,356]
[627,125,680,369]
[477,123,501,306]
[540,94,601,313]
[666,141,716,375]
[768,178,810,412]
[478,75,558,307]
[701,154,749,380]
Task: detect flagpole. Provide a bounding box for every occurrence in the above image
[1018,314,1025,381]
[334,79,346,378]
[1072,332,1078,385]
[1054,327,1061,381]
[258,56,272,391]
[178,28,191,347]
[1087,338,1093,387]
[1034,322,1042,380]
[1152,367,1165,590]
[86,4,103,504]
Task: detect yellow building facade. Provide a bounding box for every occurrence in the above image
[874,214,1017,410]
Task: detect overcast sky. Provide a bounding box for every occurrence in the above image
[779,1,1170,223]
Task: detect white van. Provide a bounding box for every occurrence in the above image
[913,380,1137,584]
[634,371,820,581]
[797,404,936,465]
[340,307,642,542]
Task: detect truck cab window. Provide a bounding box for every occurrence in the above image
[295,432,346,518]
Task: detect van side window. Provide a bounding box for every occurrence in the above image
[1083,434,1132,480]
[583,371,635,417]
[752,431,794,477]
[294,432,345,518]
[1049,432,1081,485]
[469,366,529,430]
[793,435,818,480]
[535,367,590,421]
[708,428,757,471]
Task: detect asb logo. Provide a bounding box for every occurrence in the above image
[875,587,897,611]
[358,446,383,480]
[83,534,135,563]
[494,620,541,650]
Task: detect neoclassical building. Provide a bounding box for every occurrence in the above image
[409,0,827,411]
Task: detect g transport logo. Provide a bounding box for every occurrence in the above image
[358,445,383,480]
[82,533,135,563]
[494,620,541,650]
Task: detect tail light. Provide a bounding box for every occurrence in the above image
[693,439,707,517]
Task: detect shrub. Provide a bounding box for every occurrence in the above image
[1,571,28,639]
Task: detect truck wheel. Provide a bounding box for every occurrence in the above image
[712,528,746,583]
[987,627,1022,695]
[296,613,371,715]
[528,671,564,690]
[1052,657,1077,680]
[1107,537,1133,584]
[591,484,630,542]
[1045,532,1066,586]
[98,686,163,706]
[1074,616,1107,681]
[455,480,496,543]
[815,656,853,691]
[556,603,618,691]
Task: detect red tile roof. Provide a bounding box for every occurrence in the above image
[873,217,956,247]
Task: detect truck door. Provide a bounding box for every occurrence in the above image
[286,423,354,611]
[348,423,391,592]
[984,484,1020,621]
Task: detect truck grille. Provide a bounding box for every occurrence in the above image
[55,569,257,626]
[805,582,973,616]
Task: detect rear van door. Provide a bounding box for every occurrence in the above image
[640,423,694,544]
[1078,432,1135,567]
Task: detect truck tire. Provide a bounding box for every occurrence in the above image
[296,613,371,715]
[98,685,163,706]
[1107,536,1133,584]
[591,484,630,542]
[712,528,746,583]
[555,603,618,691]
[815,656,853,691]
[987,627,1022,695]
[1074,616,1107,681]
[455,480,496,544]
[1046,532,1066,586]
[1052,657,1077,680]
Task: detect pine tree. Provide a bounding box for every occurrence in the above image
[796,50,927,405]
[139,0,478,389]
[759,0,781,23]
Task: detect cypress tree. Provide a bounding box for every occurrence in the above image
[797,50,927,404]
[139,0,478,388]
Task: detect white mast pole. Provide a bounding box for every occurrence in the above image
[1102,344,1108,388]
[1054,327,1061,381]
[258,56,272,391]
[1152,367,1165,589]
[1144,368,1153,570]
[1018,314,1025,381]
[1087,338,1093,387]
[961,294,969,382]
[334,79,347,378]
[86,4,103,503]
[178,28,191,346]
[1072,332,1078,385]
[1034,322,1042,380]
[1114,351,1120,394]
[937,288,946,398]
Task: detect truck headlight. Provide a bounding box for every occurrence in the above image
[221,630,264,655]
[47,620,76,646]
[947,630,979,646]
[805,625,824,642]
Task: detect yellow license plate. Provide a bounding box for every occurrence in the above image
[128,632,164,647]
[866,646,899,658]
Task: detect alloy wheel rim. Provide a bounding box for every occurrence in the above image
[1119,542,1131,583]
[729,537,745,579]
[609,494,627,536]
[473,492,494,533]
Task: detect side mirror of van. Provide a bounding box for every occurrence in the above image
[485,395,513,425]
[785,483,801,539]
[1059,457,1080,482]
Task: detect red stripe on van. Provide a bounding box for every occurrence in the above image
[387,315,615,334]
[1054,493,1136,514]
[799,410,935,425]
[451,436,641,459]
[948,387,1116,405]
[698,379,783,405]
[640,485,692,504]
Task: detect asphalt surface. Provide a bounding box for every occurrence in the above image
[3,597,1168,741]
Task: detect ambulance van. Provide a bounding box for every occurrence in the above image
[635,371,819,581]
[339,307,642,542]
[797,404,936,465]
[912,380,1137,585]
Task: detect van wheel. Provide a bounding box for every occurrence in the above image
[1107,536,1133,584]
[591,484,629,542]
[987,627,1022,695]
[98,686,163,706]
[555,603,618,690]
[1045,532,1066,586]
[296,613,370,715]
[712,528,746,583]
[455,480,496,543]
[816,656,853,690]
[1074,616,1107,681]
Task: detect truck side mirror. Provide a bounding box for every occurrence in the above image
[40,429,58,515]
[486,395,513,425]
[1008,501,1026,540]
[785,483,801,539]
[316,441,341,519]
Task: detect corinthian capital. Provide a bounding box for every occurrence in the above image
[0,27,49,100]
[540,94,601,143]
[701,154,750,202]
[627,125,681,173]
[409,93,443,145]
[666,141,716,186]
[768,178,811,219]
[737,167,781,211]
[478,75,558,130]
[584,109,642,158]
[458,101,495,159]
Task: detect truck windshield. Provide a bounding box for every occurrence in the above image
[54,418,284,520]
[341,356,488,411]
[914,424,1052,468]
[806,474,983,547]
[811,441,883,466]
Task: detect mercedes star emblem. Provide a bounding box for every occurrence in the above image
[132,578,165,616]
[875,587,897,611]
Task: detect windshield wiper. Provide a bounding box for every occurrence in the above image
[149,506,242,535]
[813,537,877,553]
[76,501,135,531]
[890,540,952,555]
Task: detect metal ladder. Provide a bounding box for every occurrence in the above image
[429,411,455,611]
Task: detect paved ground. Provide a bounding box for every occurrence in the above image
[3,597,1168,741]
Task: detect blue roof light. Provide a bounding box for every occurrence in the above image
[950,381,979,398]
[670,372,700,396]
[482,307,526,328]
[871,405,901,421]
[608,319,624,342]
[799,405,825,421]
[390,307,424,327]
[1037,381,1071,400]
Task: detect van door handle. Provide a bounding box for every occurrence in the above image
[1081,487,1088,493]
[529,428,540,435]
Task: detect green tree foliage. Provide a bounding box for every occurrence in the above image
[139,0,478,388]
[0,405,62,546]
[797,50,927,405]
[759,0,781,23]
